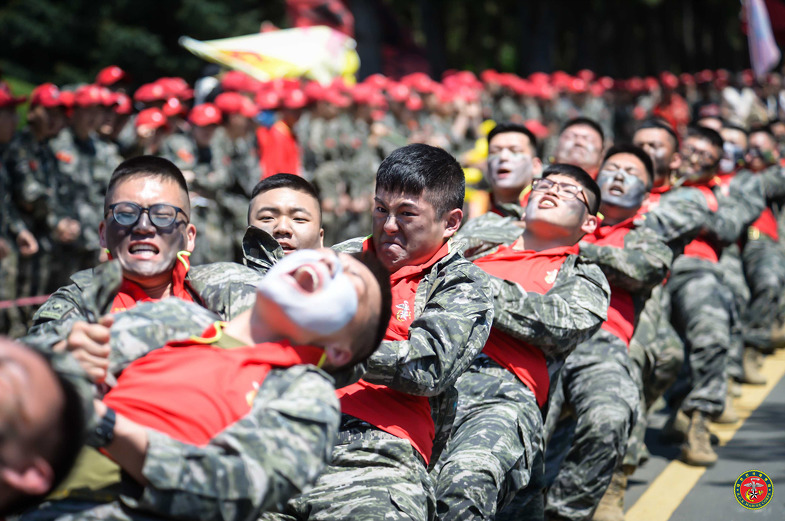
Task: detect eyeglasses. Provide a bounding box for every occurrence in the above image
[106,202,187,228]
[532,178,591,211]
[681,146,718,166]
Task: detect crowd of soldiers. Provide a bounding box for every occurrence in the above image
[2,63,785,521]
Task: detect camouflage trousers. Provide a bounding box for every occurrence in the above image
[544,330,640,521]
[717,246,748,381]
[264,416,434,521]
[741,237,785,351]
[432,356,544,520]
[0,248,26,337]
[624,284,684,468]
[14,499,163,521]
[667,264,735,417]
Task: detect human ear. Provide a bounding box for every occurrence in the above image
[185,223,197,253]
[325,344,353,368]
[669,152,682,173]
[580,214,599,235]
[0,457,54,496]
[443,208,464,238]
[98,220,107,249]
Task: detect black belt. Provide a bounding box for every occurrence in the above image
[336,414,427,467]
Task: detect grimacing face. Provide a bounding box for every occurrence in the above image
[372,188,461,272]
[554,124,603,174]
[99,176,196,287]
[487,132,536,195]
[249,187,324,254]
[524,173,594,238]
[633,127,677,180]
[597,153,650,212]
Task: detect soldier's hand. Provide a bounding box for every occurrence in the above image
[16,229,39,256]
[55,315,115,383]
[0,238,9,260]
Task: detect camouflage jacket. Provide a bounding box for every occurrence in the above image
[1,158,26,239]
[24,261,263,352]
[484,251,611,366]
[457,210,525,261]
[241,226,284,275]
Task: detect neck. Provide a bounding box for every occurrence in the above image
[599,204,639,226]
[516,228,577,252]
[492,188,524,206]
[653,172,670,188]
[223,305,282,346]
[127,274,173,300]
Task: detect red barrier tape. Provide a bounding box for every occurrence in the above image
[0,294,51,310]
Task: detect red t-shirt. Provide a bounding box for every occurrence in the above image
[473,243,578,406]
[335,240,451,464]
[103,323,325,446]
[583,218,638,346]
[110,252,195,313]
[681,179,721,263]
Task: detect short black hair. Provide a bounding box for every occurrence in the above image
[541,163,601,215]
[105,156,190,213]
[686,125,724,152]
[748,124,777,145]
[487,122,538,154]
[722,122,749,136]
[376,143,464,218]
[560,117,605,145]
[347,252,392,366]
[602,144,654,189]
[2,371,84,516]
[634,119,679,150]
[248,173,322,225]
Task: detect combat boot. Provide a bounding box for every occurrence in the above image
[592,467,629,521]
[681,411,718,466]
[659,408,690,444]
[742,347,767,385]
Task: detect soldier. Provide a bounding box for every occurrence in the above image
[266,143,494,521]
[552,117,605,179]
[24,155,263,352]
[458,122,542,256]
[49,84,123,285]
[434,164,610,520]
[12,249,392,521]
[161,103,234,265]
[544,146,673,521]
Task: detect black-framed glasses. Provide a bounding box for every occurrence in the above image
[106,202,187,228]
[532,178,591,211]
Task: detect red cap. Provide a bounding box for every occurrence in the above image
[303,81,327,102]
[156,78,193,100]
[679,73,695,87]
[134,82,168,103]
[282,88,307,109]
[577,69,595,83]
[135,107,168,129]
[597,76,614,90]
[255,89,281,110]
[96,65,128,87]
[363,73,388,90]
[351,83,375,104]
[524,119,549,139]
[387,82,411,103]
[214,92,257,118]
[644,77,659,92]
[188,103,222,126]
[480,70,500,84]
[401,72,435,93]
[325,89,351,108]
[660,72,679,90]
[73,84,104,107]
[162,97,188,117]
[59,91,75,109]
[0,85,27,108]
[529,72,550,85]
[626,77,644,93]
[695,69,714,84]
[405,94,423,111]
[114,93,132,115]
[567,78,588,93]
[589,82,606,97]
[221,71,261,93]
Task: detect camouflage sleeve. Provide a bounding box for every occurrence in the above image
[711,171,766,241]
[331,236,367,253]
[122,366,340,521]
[489,255,610,361]
[363,255,495,396]
[24,277,93,350]
[578,226,672,293]
[187,262,264,320]
[7,142,53,211]
[636,188,710,245]
[758,164,785,200]
[241,227,284,275]
[456,213,524,261]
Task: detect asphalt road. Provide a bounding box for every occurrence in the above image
[624,349,785,521]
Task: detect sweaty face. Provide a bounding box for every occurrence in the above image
[249,188,323,254]
[525,174,590,237]
[487,132,535,194]
[633,128,676,180]
[677,136,720,181]
[373,188,456,272]
[255,249,381,355]
[597,153,650,210]
[554,124,603,174]
[99,176,195,286]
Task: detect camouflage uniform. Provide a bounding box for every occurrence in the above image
[433,251,610,520]
[0,155,27,335]
[24,261,263,350]
[456,204,526,262]
[21,292,341,521]
[49,127,122,285]
[544,224,672,521]
[160,132,235,264]
[741,233,785,350]
[666,172,765,418]
[265,237,494,521]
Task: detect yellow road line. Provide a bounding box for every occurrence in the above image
[625,348,785,521]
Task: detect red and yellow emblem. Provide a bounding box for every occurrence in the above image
[734,470,773,509]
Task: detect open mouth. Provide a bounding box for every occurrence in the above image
[289,261,330,294]
[538,195,558,209]
[609,184,625,195]
[128,243,160,258]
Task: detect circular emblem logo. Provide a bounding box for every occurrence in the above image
[734,470,773,509]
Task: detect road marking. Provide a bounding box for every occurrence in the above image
[625,348,785,521]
